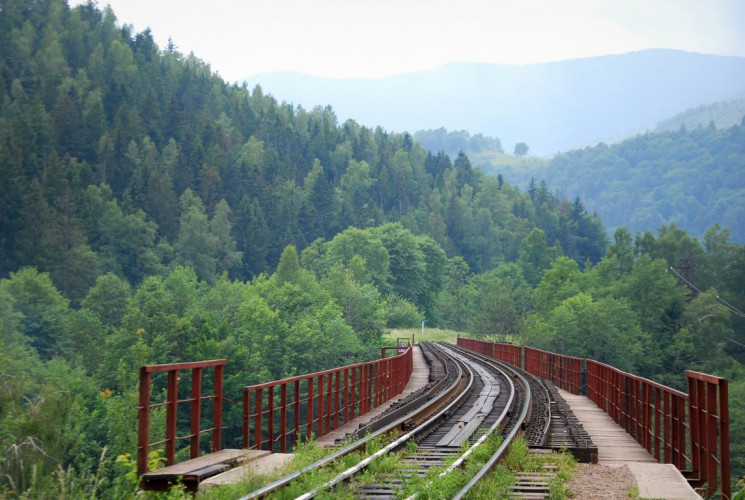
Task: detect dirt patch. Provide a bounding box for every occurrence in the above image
[568,463,636,499]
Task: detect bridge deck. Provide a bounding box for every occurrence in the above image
[557,388,701,500]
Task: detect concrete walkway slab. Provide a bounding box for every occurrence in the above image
[198,453,295,490]
[627,463,702,500]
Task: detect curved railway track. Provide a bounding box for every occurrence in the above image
[239,342,555,499]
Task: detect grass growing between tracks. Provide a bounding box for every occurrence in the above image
[395,433,505,499]
[469,437,577,500]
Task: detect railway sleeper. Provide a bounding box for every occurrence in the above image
[506,453,563,500]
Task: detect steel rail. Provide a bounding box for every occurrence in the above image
[399,343,519,500]
[298,342,523,499]
[451,349,534,500]
[237,342,465,500]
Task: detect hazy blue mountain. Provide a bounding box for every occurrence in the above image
[244,50,745,156]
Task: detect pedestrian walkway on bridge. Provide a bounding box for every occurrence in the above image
[558,388,701,500]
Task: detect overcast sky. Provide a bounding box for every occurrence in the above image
[69,0,745,82]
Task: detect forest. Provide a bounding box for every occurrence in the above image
[508,123,745,243]
[0,0,744,497]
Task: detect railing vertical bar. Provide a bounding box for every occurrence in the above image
[307,377,314,441]
[165,370,178,466]
[267,386,275,452]
[280,383,288,453]
[137,368,151,476]
[190,367,202,459]
[719,379,731,500]
[325,372,333,434]
[344,369,351,424]
[293,380,300,447]
[254,387,263,450]
[213,364,223,452]
[334,370,341,429]
[706,380,717,497]
[653,389,661,461]
[351,367,357,420]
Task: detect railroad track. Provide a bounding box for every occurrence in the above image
[239,342,594,499]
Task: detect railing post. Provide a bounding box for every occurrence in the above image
[280,383,288,453]
[317,375,325,438]
[325,373,332,434]
[254,388,263,450]
[307,377,314,441]
[165,370,178,465]
[213,364,223,452]
[351,367,357,420]
[267,386,275,452]
[334,371,341,430]
[720,379,730,500]
[344,369,351,424]
[243,388,250,449]
[137,368,151,476]
[190,367,202,459]
[293,380,300,447]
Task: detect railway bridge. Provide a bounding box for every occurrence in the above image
[135,337,729,499]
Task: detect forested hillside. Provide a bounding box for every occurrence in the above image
[487,124,745,243]
[1,0,744,497]
[0,0,610,297]
[656,98,745,132]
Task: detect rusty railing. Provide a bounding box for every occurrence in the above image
[586,360,690,467]
[137,359,227,476]
[457,337,730,499]
[243,345,413,452]
[524,346,583,395]
[687,370,730,498]
[456,337,520,367]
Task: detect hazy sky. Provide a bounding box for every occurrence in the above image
[70,0,745,81]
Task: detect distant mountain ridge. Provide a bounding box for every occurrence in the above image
[244,50,745,155]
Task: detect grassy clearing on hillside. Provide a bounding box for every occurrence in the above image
[383,328,461,345]
[383,328,520,347]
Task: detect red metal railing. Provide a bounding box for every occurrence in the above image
[456,337,730,499]
[687,370,730,498]
[243,345,413,452]
[524,346,583,395]
[456,337,522,367]
[137,359,227,476]
[586,360,690,468]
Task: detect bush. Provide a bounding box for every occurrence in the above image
[383,294,422,328]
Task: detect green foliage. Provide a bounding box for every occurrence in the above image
[466,268,531,341]
[0,0,607,287]
[527,125,745,242]
[382,294,423,328]
[0,267,71,360]
[414,127,504,159]
[0,0,743,495]
[528,293,645,372]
